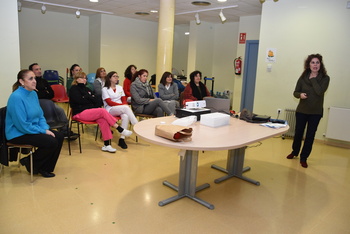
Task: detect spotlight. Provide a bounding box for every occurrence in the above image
[76,9,81,18]
[219,9,226,22]
[41,4,46,14]
[18,1,22,12]
[195,13,201,25]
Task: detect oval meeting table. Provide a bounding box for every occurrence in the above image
[133,116,289,210]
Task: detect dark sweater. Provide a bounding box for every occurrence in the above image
[69,83,99,116]
[293,72,330,116]
[35,76,54,99]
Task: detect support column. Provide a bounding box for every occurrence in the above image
[156,0,175,90]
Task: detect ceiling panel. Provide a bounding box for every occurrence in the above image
[20,0,263,24]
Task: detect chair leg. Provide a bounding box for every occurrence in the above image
[29,151,33,183]
[67,124,71,155]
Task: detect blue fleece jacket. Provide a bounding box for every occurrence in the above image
[5,86,49,140]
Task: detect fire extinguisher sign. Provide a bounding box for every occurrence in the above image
[239,33,246,44]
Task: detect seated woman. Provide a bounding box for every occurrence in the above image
[183,70,211,101]
[93,67,107,107]
[6,69,64,178]
[130,69,173,117]
[102,71,138,149]
[123,64,137,103]
[69,71,132,153]
[158,71,179,114]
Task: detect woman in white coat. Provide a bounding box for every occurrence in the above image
[102,71,138,149]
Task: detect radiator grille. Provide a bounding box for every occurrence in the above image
[283,108,296,138]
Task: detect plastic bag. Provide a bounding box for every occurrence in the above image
[171,115,197,126]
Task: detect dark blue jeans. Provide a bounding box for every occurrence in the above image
[292,112,322,161]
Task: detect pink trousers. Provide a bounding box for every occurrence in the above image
[73,108,117,141]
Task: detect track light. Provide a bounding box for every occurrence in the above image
[76,9,81,18]
[219,9,226,23]
[41,4,46,14]
[18,1,22,12]
[195,13,201,25]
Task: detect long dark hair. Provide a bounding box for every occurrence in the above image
[124,64,137,80]
[105,71,118,88]
[12,69,32,92]
[70,64,80,77]
[300,53,328,78]
[160,71,173,86]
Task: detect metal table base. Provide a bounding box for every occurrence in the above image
[159,150,214,210]
[211,147,260,186]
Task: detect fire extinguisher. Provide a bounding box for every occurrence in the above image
[234,57,242,75]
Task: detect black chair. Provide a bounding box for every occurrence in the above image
[0,107,35,183]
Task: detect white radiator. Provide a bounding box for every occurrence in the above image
[283,109,296,138]
[326,107,350,142]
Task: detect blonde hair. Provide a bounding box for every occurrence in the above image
[72,71,87,85]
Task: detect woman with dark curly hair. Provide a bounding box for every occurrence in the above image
[183,70,211,101]
[286,54,330,168]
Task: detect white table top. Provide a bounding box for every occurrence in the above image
[133,116,289,151]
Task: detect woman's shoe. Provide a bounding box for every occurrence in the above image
[286,153,296,159]
[118,138,128,149]
[300,161,308,168]
[101,145,117,153]
[121,129,132,137]
[38,170,55,178]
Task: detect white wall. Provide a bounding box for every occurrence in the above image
[172,24,190,76]
[255,0,350,139]
[18,8,89,78]
[212,21,239,99]
[233,15,261,110]
[98,14,159,83]
[0,1,21,106]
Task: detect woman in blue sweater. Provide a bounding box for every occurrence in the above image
[6,69,64,178]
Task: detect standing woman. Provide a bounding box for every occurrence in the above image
[286,54,330,168]
[93,67,107,107]
[6,69,64,178]
[102,71,138,149]
[130,69,173,117]
[183,70,211,101]
[123,65,137,103]
[158,71,179,114]
[69,71,132,153]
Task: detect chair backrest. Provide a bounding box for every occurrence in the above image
[51,84,68,100]
[43,70,60,85]
[87,73,96,84]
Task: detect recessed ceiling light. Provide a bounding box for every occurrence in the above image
[135,12,150,16]
[185,32,190,35]
[191,1,211,6]
[90,0,99,2]
[150,10,158,13]
[217,0,227,2]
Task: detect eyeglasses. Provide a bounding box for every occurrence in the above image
[77,77,87,79]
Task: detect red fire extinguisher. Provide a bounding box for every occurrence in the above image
[234,57,242,75]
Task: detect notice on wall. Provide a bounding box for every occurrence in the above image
[239,33,246,44]
[265,48,277,63]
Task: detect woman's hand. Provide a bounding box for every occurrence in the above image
[149,99,154,102]
[300,93,308,99]
[46,130,55,137]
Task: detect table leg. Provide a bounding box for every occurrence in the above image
[211,147,260,186]
[159,150,214,209]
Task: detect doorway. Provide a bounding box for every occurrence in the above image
[240,40,259,112]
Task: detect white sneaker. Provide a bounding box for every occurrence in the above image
[101,145,117,153]
[121,129,132,137]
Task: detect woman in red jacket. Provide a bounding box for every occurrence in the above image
[123,65,137,103]
[183,70,211,101]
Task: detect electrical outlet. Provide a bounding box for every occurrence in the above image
[277,109,282,114]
